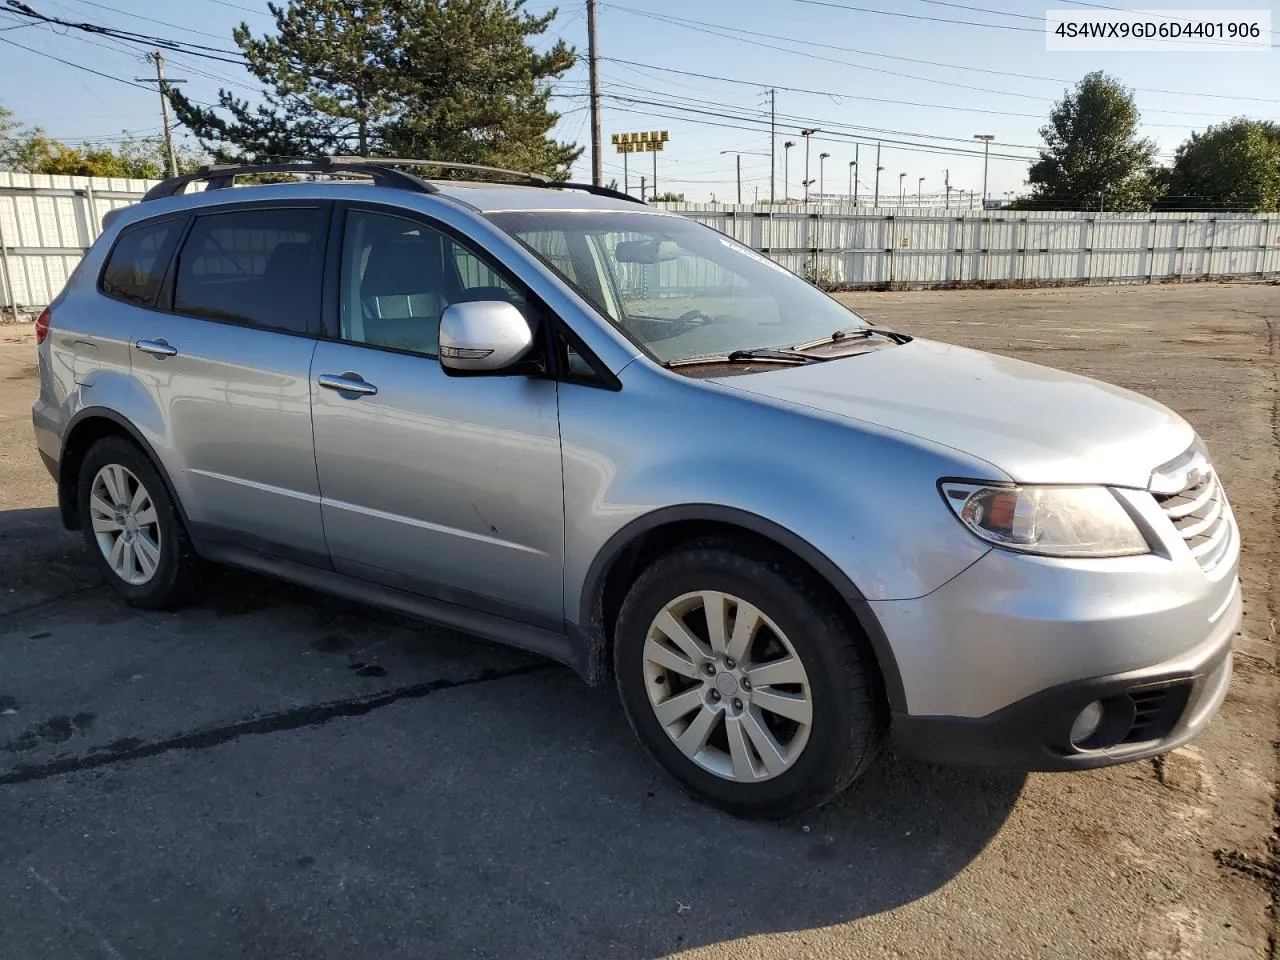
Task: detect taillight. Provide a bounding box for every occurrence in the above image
[34,307,51,344]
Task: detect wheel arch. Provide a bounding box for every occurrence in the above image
[58,408,191,536]
[575,505,907,712]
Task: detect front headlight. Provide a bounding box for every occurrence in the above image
[940,482,1149,558]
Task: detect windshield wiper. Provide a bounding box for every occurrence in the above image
[792,326,907,350]
[665,347,817,368]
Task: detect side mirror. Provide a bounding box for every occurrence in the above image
[438,300,534,373]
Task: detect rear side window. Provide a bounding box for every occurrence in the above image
[173,207,325,334]
[100,218,182,307]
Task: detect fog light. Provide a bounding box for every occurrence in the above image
[1070,700,1105,746]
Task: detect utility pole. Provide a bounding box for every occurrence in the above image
[587,0,602,186]
[136,52,184,177]
[800,128,817,203]
[783,141,794,202]
[874,142,882,207]
[769,89,777,204]
[623,151,628,195]
[852,143,859,206]
[974,134,994,206]
[722,150,770,206]
[945,168,951,209]
[652,146,658,197]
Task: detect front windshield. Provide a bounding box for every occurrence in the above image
[485,210,867,364]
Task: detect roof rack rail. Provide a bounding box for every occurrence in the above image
[140,156,647,205]
[140,158,435,202]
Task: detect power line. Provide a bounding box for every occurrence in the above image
[596,74,1045,153]
[787,0,1040,32]
[64,0,236,41]
[602,6,1278,119]
[5,2,249,60]
[199,0,270,13]
[0,32,157,92]
[600,57,1042,120]
[577,92,1040,163]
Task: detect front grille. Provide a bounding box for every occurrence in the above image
[1152,461,1233,573]
[1121,683,1191,745]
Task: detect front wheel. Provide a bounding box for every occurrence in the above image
[614,539,885,818]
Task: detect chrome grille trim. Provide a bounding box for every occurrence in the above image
[1151,453,1233,573]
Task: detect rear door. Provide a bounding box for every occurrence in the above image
[129,201,331,564]
[309,205,565,624]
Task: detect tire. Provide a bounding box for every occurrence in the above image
[77,436,199,610]
[614,537,886,819]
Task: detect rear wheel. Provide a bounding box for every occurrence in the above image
[614,538,885,818]
[77,436,198,610]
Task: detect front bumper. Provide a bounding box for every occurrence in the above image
[892,581,1236,770]
[871,487,1241,770]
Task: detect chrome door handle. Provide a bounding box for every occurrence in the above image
[317,373,378,396]
[135,338,177,358]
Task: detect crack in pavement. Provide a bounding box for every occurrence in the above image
[0,662,555,787]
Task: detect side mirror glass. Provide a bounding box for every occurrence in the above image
[438,300,534,373]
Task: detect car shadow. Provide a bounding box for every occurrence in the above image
[2,504,1025,957]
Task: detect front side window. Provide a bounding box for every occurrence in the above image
[100,217,182,307]
[486,211,868,365]
[173,207,324,334]
[339,210,529,357]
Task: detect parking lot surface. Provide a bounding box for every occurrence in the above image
[1,282,1276,959]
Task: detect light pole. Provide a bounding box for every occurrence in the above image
[721,150,770,205]
[874,142,883,206]
[918,177,925,206]
[852,143,859,206]
[818,152,830,199]
[800,128,818,203]
[783,140,794,202]
[944,169,951,209]
[898,172,906,207]
[974,134,994,206]
[848,160,856,202]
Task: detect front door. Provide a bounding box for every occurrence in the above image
[310,206,564,625]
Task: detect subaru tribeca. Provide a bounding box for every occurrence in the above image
[31,159,1240,818]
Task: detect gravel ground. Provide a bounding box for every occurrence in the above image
[0,281,1276,960]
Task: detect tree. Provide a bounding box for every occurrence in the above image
[1160,119,1280,212]
[1026,71,1158,211]
[170,0,580,178]
[0,127,202,178]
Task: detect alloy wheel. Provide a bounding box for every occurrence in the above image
[88,463,162,586]
[642,590,813,782]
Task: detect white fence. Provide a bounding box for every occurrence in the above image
[2,175,1277,313]
[655,202,1280,287]
[0,172,160,313]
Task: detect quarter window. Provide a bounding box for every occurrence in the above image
[173,207,325,334]
[100,218,182,307]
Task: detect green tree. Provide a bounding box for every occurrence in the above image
[1026,71,1158,211]
[0,129,202,178]
[1160,119,1280,212]
[1,105,204,177]
[170,0,580,178]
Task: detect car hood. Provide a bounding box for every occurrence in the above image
[710,338,1194,488]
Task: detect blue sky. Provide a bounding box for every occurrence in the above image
[0,0,1276,201]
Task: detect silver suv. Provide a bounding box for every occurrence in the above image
[32,159,1240,818]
